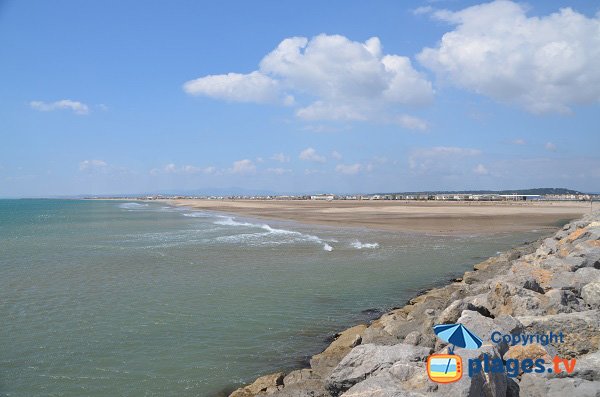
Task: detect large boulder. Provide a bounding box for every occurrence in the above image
[581,281,600,308]
[231,372,285,397]
[456,310,522,356]
[340,361,432,397]
[310,324,367,377]
[325,343,431,396]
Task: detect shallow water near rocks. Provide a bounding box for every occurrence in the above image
[0,199,552,396]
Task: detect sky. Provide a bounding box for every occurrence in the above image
[0,0,599,197]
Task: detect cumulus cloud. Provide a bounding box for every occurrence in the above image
[31,99,90,115]
[184,34,433,129]
[79,159,107,171]
[271,153,290,163]
[299,147,326,163]
[545,142,557,152]
[331,151,343,160]
[183,71,284,104]
[231,159,256,174]
[418,1,600,113]
[335,163,362,175]
[512,138,526,145]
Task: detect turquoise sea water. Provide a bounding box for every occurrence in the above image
[0,199,550,396]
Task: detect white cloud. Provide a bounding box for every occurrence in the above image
[395,114,428,131]
[299,147,326,163]
[183,71,282,104]
[331,151,343,160]
[512,138,526,145]
[184,34,433,128]
[545,142,557,152]
[473,163,489,175]
[266,167,291,175]
[413,6,434,15]
[153,163,216,175]
[231,159,256,174]
[271,153,290,163]
[31,99,90,115]
[79,159,107,171]
[418,1,600,113]
[335,163,362,175]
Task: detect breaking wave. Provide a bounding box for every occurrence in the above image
[351,240,379,249]
[118,202,149,210]
[213,216,334,251]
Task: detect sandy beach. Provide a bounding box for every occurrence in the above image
[167,199,592,234]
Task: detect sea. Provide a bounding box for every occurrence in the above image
[0,199,552,396]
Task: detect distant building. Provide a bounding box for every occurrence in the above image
[310,194,335,201]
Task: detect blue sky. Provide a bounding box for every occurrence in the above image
[1,0,599,197]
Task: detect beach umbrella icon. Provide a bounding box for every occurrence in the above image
[433,323,482,354]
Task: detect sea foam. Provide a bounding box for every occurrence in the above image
[351,240,379,249]
[213,216,334,251]
[118,202,149,210]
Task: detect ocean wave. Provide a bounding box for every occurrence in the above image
[118,202,149,210]
[213,216,333,251]
[351,240,379,249]
[182,211,213,218]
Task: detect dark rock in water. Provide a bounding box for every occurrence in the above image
[214,385,238,397]
[360,307,383,315]
[323,333,339,345]
[295,354,312,368]
[358,308,385,323]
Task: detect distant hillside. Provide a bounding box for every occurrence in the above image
[382,188,584,196]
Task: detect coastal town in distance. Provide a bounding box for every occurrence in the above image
[92,188,599,203]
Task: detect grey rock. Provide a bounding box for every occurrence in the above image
[542,238,558,255]
[519,373,600,397]
[403,331,422,346]
[582,281,600,308]
[457,310,522,356]
[545,289,586,313]
[578,248,600,269]
[517,310,600,357]
[523,278,544,294]
[341,375,427,397]
[326,343,430,396]
[563,350,600,381]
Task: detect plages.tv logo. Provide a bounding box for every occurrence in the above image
[427,323,482,383]
[427,323,577,383]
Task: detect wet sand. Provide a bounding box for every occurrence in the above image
[166,199,592,234]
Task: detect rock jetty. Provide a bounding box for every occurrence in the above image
[230,211,600,397]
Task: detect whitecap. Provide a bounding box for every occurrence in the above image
[351,240,379,249]
[118,202,149,210]
[183,212,213,218]
[213,216,333,251]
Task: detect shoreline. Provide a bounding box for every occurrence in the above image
[227,210,600,397]
[166,199,590,234]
